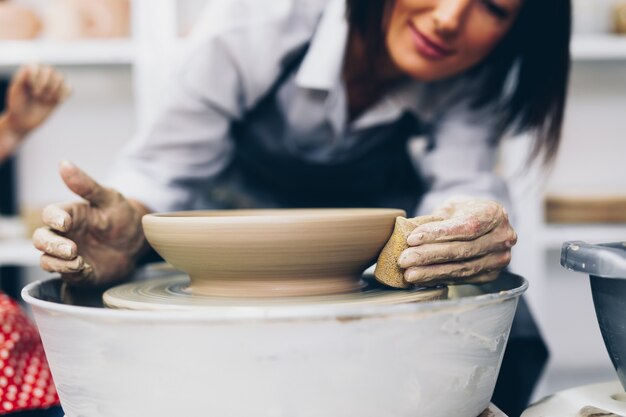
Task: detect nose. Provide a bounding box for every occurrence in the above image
[432,0,472,37]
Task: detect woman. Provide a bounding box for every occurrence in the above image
[34,0,570,413]
[1,64,69,417]
[35,0,570,286]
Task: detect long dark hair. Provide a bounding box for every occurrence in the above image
[346,0,572,165]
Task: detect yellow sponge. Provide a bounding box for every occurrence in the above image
[374,215,442,288]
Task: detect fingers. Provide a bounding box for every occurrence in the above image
[22,64,70,104]
[41,199,94,234]
[41,72,64,103]
[9,65,30,92]
[404,250,511,285]
[42,69,71,104]
[31,64,53,97]
[407,214,501,246]
[27,63,40,89]
[33,228,77,260]
[41,203,73,232]
[398,203,516,286]
[59,160,116,207]
[60,82,72,102]
[40,254,86,274]
[6,66,31,111]
[408,200,505,246]
[35,225,85,277]
[61,267,96,287]
[463,270,500,284]
[34,225,95,283]
[430,196,477,219]
[399,219,517,268]
[9,64,71,108]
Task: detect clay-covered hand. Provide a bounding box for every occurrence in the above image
[397,199,517,286]
[6,64,71,137]
[33,161,148,287]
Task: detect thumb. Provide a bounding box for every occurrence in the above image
[59,160,114,207]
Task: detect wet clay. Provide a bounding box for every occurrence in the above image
[142,208,406,297]
[578,406,623,417]
[103,274,449,310]
[374,215,442,288]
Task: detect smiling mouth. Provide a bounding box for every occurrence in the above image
[408,23,455,60]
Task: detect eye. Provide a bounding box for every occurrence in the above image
[481,0,511,19]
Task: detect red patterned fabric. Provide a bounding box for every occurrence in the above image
[0,292,59,414]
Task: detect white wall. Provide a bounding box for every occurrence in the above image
[510,58,626,398]
[545,59,626,369]
[548,61,626,193]
[16,67,135,208]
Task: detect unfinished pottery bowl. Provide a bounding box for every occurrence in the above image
[141,208,405,297]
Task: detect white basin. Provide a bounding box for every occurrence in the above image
[22,270,526,417]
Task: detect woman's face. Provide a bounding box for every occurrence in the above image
[385,0,522,81]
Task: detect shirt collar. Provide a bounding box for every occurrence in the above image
[295,0,348,91]
[351,81,428,130]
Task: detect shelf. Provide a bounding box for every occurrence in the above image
[540,223,626,249]
[0,39,135,67]
[0,33,622,66]
[572,34,626,60]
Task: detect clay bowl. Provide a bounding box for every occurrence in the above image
[141,208,405,297]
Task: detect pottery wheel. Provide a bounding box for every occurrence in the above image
[103,272,447,311]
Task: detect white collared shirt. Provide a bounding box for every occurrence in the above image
[108,0,511,215]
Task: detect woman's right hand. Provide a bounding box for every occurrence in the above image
[33,161,149,287]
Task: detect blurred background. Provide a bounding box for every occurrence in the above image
[0,0,624,405]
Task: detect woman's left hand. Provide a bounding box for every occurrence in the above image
[6,63,71,137]
[397,199,517,286]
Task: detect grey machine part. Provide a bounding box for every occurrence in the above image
[561,241,626,390]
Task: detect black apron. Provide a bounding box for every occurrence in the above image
[206,44,426,214]
[149,44,548,416]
